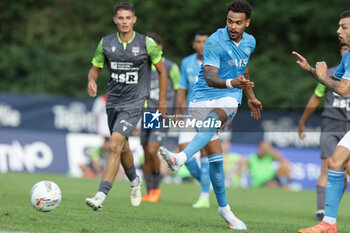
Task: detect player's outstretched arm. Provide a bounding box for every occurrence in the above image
[298,94,321,140]
[87,65,101,97]
[292,51,350,96]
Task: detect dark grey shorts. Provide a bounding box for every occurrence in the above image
[140,128,167,146]
[320,118,350,158]
[107,107,142,138]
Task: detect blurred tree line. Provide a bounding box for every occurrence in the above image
[0,0,348,109]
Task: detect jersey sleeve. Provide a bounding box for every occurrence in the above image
[178,59,189,90]
[169,63,180,90]
[91,38,105,68]
[333,52,349,79]
[203,39,222,68]
[146,36,163,65]
[314,83,326,98]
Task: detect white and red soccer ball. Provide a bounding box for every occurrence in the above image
[29,181,62,212]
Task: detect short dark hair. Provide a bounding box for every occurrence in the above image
[114,2,135,16]
[227,0,252,19]
[147,32,162,45]
[340,10,350,19]
[194,30,210,38]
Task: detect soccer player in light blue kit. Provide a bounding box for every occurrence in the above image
[176,31,211,208]
[294,10,350,233]
[160,0,262,230]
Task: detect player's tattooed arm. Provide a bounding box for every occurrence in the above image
[292,51,350,96]
[204,65,226,89]
[313,61,350,96]
[204,65,254,89]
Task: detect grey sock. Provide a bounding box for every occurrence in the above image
[316,185,326,211]
[152,171,161,189]
[124,165,137,182]
[98,180,113,195]
[144,174,151,193]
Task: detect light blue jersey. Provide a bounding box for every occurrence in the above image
[178,53,202,106]
[334,50,350,80]
[192,27,256,104]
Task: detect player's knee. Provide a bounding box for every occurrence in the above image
[109,140,122,156]
[328,156,346,170]
[147,147,159,157]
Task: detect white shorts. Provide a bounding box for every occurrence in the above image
[188,97,238,142]
[338,131,350,151]
[178,131,196,145]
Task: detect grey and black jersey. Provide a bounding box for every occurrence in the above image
[102,32,150,108]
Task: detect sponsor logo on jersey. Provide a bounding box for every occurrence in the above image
[228,58,248,67]
[112,46,116,52]
[111,72,139,84]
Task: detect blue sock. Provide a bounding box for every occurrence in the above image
[200,157,210,193]
[208,153,227,207]
[185,157,200,181]
[325,169,345,218]
[183,112,220,160]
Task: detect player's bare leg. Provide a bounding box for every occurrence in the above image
[86,132,126,211]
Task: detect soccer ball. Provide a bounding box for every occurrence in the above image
[29,181,62,212]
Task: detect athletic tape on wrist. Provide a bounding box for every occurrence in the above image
[226,79,233,88]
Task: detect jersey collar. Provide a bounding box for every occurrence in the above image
[117,31,136,50]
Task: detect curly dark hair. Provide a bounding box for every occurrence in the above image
[227,0,252,19]
[114,2,135,16]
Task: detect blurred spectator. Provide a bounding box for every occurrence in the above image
[221,132,249,188]
[80,94,110,178]
[248,141,291,188]
[80,139,109,178]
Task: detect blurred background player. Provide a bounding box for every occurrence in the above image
[248,141,291,188]
[159,0,262,230]
[176,30,211,208]
[141,32,180,203]
[298,44,350,221]
[85,2,167,211]
[293,10,350,233]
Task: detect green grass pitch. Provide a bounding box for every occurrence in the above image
[0,173,349,233]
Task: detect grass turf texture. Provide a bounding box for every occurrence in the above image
[0,173,349,233]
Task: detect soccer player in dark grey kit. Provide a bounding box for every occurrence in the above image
[86,2,167,211]
[298,44,350,221]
